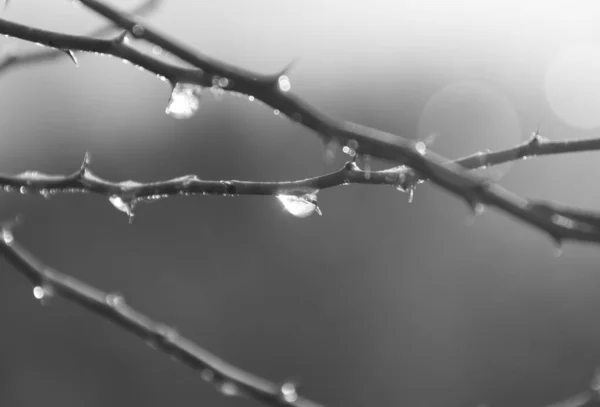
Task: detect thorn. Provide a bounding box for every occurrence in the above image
[79,152,91,174]
[114,31,129,44]
[61,49,78,66]
[279,57,300,76]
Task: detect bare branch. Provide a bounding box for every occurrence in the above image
[0,0,163,74]
[0,222,323,407]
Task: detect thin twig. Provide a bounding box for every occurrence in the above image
[0,0,163,73]
[0,221,323,407]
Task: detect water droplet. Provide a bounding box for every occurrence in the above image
[281,382,298,403]
[219,382,239,397]
[473,202,485,216]
[109,195,135,222]
[552,237,564,257]
[343,140,359,157]
[278,75,291,92]
[19,186,28,194]
[415,141,427,155]
[40,189,50,199]
[152,46,162,55]
[165,83,203,119]
[407,187,415,203]
[2,228,14,243]
[211,76,229,88]
[276,191,322,218]
[273,109,280,116]
[248,95,255,102]
[201,369,215,382]
[33,283,54,306]
[106,292,125,308]
[131,24,145,37]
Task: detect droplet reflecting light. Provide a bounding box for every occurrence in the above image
[276,192,322,218]
[166,83,203,119]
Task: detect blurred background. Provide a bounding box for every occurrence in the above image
[1,0,600,406]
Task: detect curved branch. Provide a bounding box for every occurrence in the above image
[0,223,323,407]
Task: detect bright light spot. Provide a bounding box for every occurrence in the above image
[415,142,427,155]
[276,192,321,218]
[281,383,298,403]
[278,75,291,92]
[33,286,45,299]
[166,83,203,119]
[109,195,133,216]
[545,44,600,129]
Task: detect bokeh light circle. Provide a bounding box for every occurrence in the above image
[545,44,600,129]
[418,79,523,181]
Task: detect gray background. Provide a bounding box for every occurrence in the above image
[1,1,600,406]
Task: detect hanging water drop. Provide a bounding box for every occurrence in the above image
[39,189,50,199]
[273,109,280,116]
[280,382,298,403]
[165,83,203,119]
[109,195,135,223]
[407,187,415,203]
[33,283,54,306]
[473,202,485,216]
[276,191,322,218]
[415,141,427,155]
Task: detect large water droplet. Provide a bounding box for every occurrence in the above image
[109,195,135,223]
[276,191,322,218]
[166,83,203,119]
[280,382,298,403]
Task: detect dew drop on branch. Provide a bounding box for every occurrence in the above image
[109,195,135,223]
[218,382,239,397]
[276,191,322,218]
[278,75,291,92]
[280,382,298,403]
[165,83,203,119]
[33,283,54,306]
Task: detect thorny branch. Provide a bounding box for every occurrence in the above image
[0,222,322,407]
[1,0,600,245]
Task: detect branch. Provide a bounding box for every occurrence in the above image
[0,221,323,407]
[0,0,163,73]
[1,1,600,246]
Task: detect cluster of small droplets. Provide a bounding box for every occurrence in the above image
[278,75,291,92]
[280,382,298,403]
[276,191,322,218]
[33,283,54,306]
[166,83,203,119]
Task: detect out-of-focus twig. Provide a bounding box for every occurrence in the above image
[0,221,323,407]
